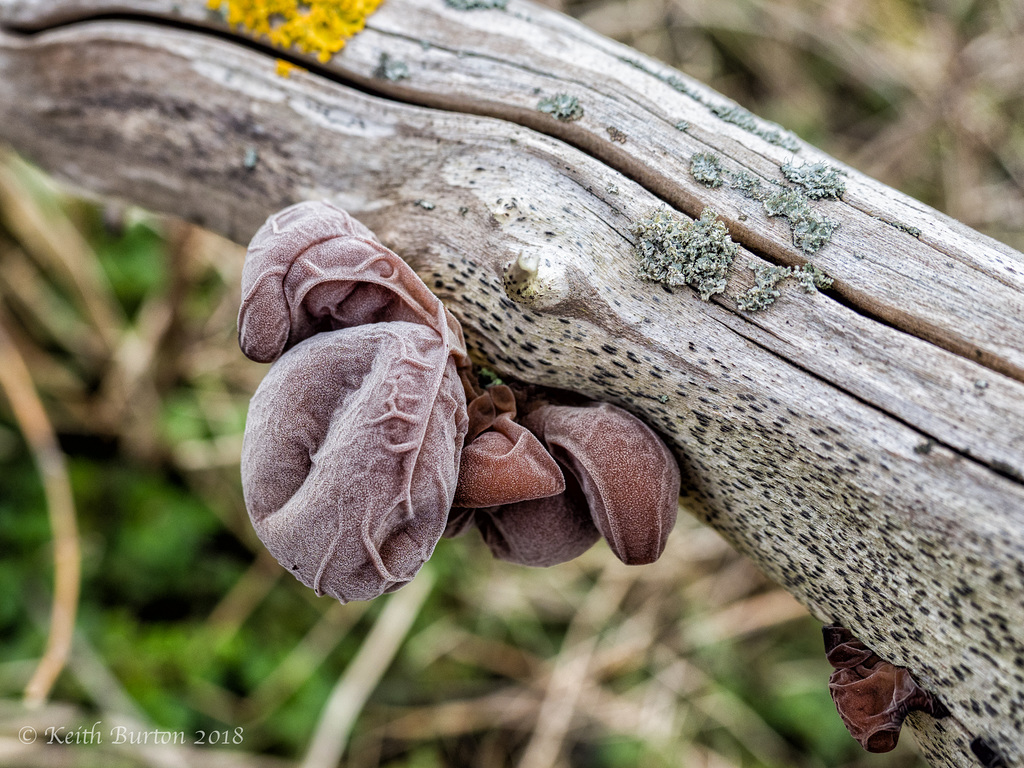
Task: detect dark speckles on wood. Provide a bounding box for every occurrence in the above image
[412,215,1024,764]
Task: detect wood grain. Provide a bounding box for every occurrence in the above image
[1,3,1023,764]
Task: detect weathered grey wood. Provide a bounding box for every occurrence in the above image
[1,3,1022,765]
[6,0,1024,384]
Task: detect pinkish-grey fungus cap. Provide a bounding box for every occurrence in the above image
[450,389,680,568]
[524,403,680,565]
[238,201,469,603]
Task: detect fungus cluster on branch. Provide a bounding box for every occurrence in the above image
[235,202,954,759]
[237,201,681,603]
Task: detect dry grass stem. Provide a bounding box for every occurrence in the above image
[206,549,281,636]
[301,568,436,768]
[244,598,370,720]
[373,690,541,740]
[0,155,123,350]
[0,321,81,707]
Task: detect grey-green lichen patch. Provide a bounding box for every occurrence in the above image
[537,94,584,122]
[633,208,738,301]
[690,152,725,188]
[243,146,259,170]
[763,189,839,254]
[620,57,700,99]
[736,263,792,311]
[890,220,922,238]
[374,52,409,81]
[709,104,759,131]
[792,216,839,254]
[763,188,811,219]
[674,120,690,131]
[413,199,435,210]
[793,264,834,292]
[728,170,766,199]
[781,161,846,200]
[617,56,799,150]
[710,104,800,151]
[444,0,508,9]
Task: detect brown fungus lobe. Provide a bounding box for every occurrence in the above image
[454,385,564,508]
[524,402,680,565]
[239,201,471,602]
[448,386,599,567]
[451,393,680,568]
[823,626,949,753]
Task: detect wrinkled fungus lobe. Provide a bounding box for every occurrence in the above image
[239,201,471,602]
[446,386,598,568]
[454,385,564,509]
[823,626,949,752]
[240,201,682,602]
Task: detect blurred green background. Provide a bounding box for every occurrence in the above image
[1,0,1021,765]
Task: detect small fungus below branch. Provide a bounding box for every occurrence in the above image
[446,386,598,567]
[823,626,949,753]
[450,392,679,567]
[454,385,564,509]
[523,402,680,564]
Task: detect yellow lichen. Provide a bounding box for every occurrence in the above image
[208,0,385,63]
[274,59,306,78]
